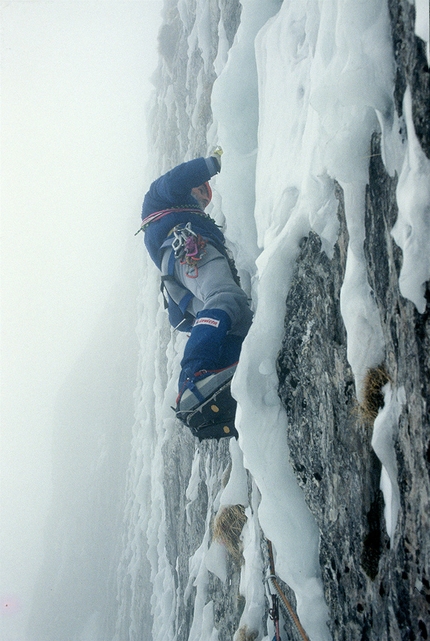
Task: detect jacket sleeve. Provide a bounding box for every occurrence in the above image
[147,157,219,209]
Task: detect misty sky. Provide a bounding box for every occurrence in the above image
[0,1,161,638]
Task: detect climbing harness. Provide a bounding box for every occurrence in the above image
[266,540,310,641]
[172,223,207,278]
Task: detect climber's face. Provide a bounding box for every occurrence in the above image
[191,183,211,210]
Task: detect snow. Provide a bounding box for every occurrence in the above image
[392,87,430,314]
[371,385,405,539]
[340,183,386,396]
[187,0,213,76]
[413,0,430,63]
[205,541,228,583]
[210,0,282,277]
[219,439,249,507]
[185,448,203,512]
[239,493,267,638]
[213,18,230,77]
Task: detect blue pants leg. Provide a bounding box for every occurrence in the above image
[179,308,232,387]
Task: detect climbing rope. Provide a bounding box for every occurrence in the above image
[266,540,311,641]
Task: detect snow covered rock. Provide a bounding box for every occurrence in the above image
[142,0,429,639]
[275,4,429,637]
[277,162,429,638]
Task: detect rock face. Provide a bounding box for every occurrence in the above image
[149,0,242,168]
[276,4,430,639]
[163,430,245,641]
[388,0,430,157]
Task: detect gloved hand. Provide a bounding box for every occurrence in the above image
[211,146,223,172]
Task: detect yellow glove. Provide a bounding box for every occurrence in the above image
[211,146,223,172]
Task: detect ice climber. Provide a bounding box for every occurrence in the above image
[138,149,253,437]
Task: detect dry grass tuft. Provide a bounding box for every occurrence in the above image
[234,625,258,641]
[213,504,247,563]
[359,365,391,424]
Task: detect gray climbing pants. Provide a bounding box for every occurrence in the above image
[160,242,253,338]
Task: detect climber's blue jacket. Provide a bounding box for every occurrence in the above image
[141,157,225,268]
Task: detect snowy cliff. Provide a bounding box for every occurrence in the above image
[132,0,428,639]
[29,1,429,640]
